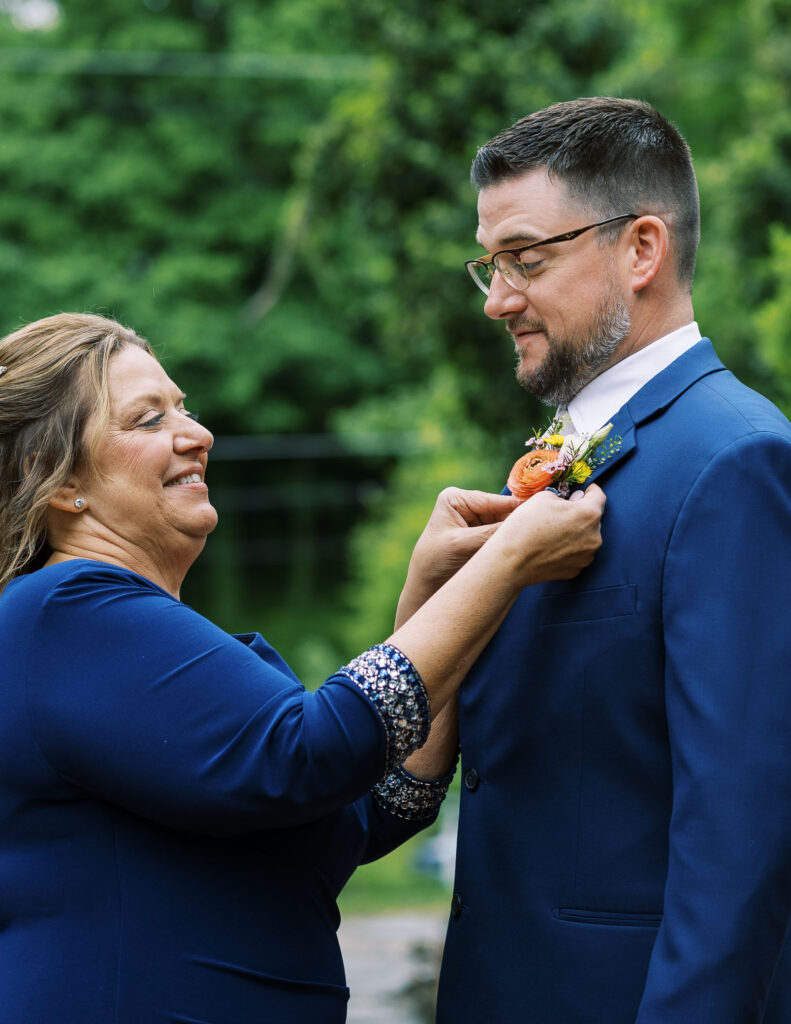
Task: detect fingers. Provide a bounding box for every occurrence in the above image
[436,487,522,526]
[566,484,606,542]
[577,482,606,512]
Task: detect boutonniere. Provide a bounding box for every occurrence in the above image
[507,417,621,501]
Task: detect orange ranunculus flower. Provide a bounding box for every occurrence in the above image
[507,449,560,501]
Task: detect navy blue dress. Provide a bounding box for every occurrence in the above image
[0,560,445,1023]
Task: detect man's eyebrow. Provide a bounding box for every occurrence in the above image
[474,229,544,249]
[501,231,544,246]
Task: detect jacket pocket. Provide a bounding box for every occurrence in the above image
[554,907,662,928]
[539,583,637,626]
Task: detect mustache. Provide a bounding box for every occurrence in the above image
[508,316,547,335]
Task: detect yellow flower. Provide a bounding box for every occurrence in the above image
[546,433,565,446]
[567,460,593,483]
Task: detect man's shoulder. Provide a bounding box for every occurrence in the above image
[617,355,791,495]
[665,361,791,445]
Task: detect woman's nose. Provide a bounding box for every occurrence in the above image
[175,419,214,453]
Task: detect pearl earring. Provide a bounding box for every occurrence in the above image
[74,498,85,509]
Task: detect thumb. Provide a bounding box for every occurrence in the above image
[575,482,606,511]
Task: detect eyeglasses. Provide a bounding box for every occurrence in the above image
[465,213,638,295]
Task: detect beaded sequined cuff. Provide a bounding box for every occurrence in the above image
[339,643,430,774]
[372,763,456,821]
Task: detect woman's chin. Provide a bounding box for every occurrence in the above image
[182,505,219,540]
[198,507,220,536]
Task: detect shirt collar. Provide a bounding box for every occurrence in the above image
[564,321,703,434]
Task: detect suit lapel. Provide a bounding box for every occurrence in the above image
[588,339,727,484]
[588,405,636,483]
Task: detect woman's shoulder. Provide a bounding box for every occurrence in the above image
[0,561,187,647]
[3,560,293,675]
[4,559,169,606]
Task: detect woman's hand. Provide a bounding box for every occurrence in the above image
[411,487,522,588]
[396,488,521,626]
[492,483,606,588]
[389,482,606,717]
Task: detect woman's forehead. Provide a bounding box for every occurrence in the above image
[107,347,181,408]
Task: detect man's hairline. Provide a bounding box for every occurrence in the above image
[473,165,683,263]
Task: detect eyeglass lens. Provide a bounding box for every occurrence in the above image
[468,252,529,295]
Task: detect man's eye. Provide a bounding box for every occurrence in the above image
[518,257,544,273]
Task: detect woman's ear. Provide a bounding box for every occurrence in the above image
[626,216,668,293]
[48,477,86,514]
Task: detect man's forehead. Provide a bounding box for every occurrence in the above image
[475,169,571,247]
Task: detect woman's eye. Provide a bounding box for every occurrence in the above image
[139,413,164,428]
[137,408,199,427]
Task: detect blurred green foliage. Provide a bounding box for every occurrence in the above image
[3,1,791,906]
[3,0,791,670]
[4,0,787,443]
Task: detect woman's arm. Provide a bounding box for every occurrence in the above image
[391,485,604,714]
[363,486,604,812]
[394,488,523,629]
[396,489,518,781]
[389,486,605,781]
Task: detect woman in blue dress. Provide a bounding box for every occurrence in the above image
[0,313,604,1023]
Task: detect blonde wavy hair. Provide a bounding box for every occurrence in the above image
[0,312,151,592]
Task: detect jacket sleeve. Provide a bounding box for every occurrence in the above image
[23,566,430,836]
[636,432,791,1022]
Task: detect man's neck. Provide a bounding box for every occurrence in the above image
[610,293,695,369]
[565,319,702,434]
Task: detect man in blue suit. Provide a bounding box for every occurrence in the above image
[437,97,791,1023]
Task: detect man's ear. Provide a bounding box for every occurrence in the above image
[626,216,669,293]
[48,476,85,514]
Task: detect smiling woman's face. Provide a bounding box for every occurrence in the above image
[79,345,218,568]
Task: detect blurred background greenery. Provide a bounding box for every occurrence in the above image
[2,0,791,910]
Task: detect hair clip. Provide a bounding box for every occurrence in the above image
[0,366,7,378]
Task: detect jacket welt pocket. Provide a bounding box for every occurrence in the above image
[539,583,637,626]
[554,907,662,928]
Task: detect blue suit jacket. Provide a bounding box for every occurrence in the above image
[437,341,791,1023]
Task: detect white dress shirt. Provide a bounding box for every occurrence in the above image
[563,321,703,434]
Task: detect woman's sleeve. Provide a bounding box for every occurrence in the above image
[23,567,432,836]
[363,764,457,863]
[325,765,458,896]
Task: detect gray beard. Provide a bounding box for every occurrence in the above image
[516,294,632,407]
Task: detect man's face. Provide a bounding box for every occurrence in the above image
[474,168,632,406]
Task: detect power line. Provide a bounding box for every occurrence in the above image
[0,47,379,80]
[210,432,423,461]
